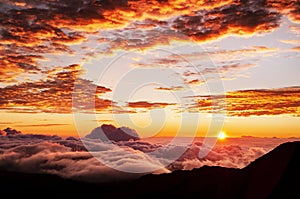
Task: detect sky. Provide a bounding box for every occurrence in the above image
[0,0,299,138]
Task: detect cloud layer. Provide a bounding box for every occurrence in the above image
[189,86,300,117]
[1,76,299,117]
[0,0,298,115]
[0,64,112,113]
[1,127,298,182]
[0,0,298,83]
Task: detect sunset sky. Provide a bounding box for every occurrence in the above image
[0,0,299,138]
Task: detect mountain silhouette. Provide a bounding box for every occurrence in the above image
[85,124,140,142]
[0,141,299,198]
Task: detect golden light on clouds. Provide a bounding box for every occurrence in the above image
[189,87,300,117]
[0,0,299,137]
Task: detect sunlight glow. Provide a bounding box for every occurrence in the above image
[217,131,227,140]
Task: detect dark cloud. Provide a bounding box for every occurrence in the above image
[0,0,294,84]
[0,3,86,82]
[0,0,297,117]
[267,0,300,23]
[171,0,281,42]
[97,0,282,53]
[0,0,125,82]
[188,86,300,117]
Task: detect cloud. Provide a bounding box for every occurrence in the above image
[1,62,297,117]
[1,127,300,182]
[14,124,70,127]
[155,86,184,91]
[130,45,275,86]
[279,39,300,45]
[0,64,112,113]
[97,1,282,53]
[0,121,18,125]
[291,46,300,51]
[0,3,86,83]
[59,0,285,56]
[128,101,176,109]
[186,79,206,85]
[188,86,300,117]
[0,0,294,85]
[289,25,300,35]
[0,53,43,83]
[0,141,130,182]
[0,128,167,182]
[171,0,281,42]
[198,63,255,76]
[0,0,297,115]
[267,0,300,23]
[166,46,278,66]
[166,142,267,170]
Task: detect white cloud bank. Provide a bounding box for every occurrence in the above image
[1,127,299,182]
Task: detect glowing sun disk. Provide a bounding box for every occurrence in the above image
[218,131,227,140]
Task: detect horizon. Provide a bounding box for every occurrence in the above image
[2,126,300,139]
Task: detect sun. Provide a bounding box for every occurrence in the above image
[217,131,227,140]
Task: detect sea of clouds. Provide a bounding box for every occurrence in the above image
[0,127,298,182]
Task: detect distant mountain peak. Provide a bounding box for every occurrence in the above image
[3,127,21,136]
[85,124,140,142]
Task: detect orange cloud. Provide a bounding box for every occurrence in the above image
[98,2,282,53]
[14,123,70,127]
[171,1,281,42]
[280,40,300,45]
[186,79,205,85]
[155,86,184,91]
[267,0,300,23]
[189,87,300,117]
[128,101,175,109]
[289,25,300,35]
[0,0,295,85]
[0,64,112,114]
[291,46,300,51]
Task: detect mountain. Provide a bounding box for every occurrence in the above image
[85,124,140,142]
[2,127,21,136]
[0,141,299,198]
